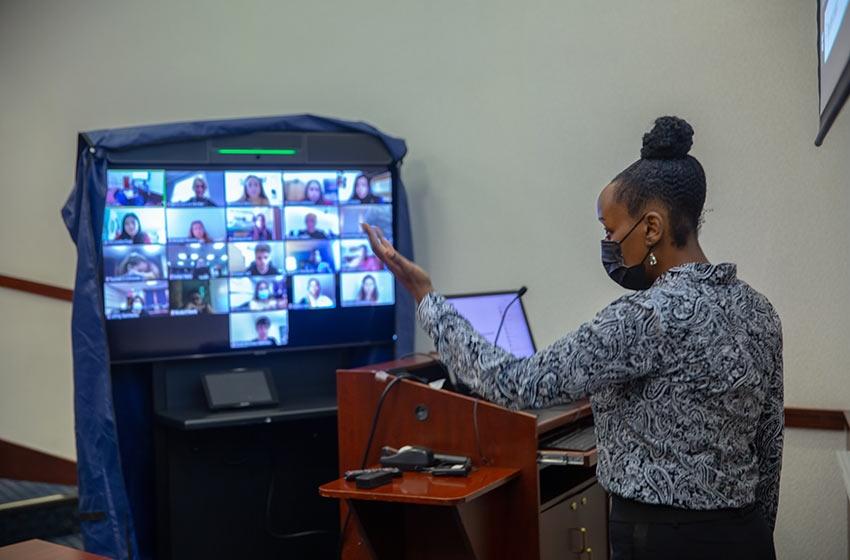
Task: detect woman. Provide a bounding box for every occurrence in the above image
[305,180,331,205]
[345,244,383,271]
[237,175,270,205]
[188,220,213,243]
[356,274,378,303]
[299,278,334,308]
[251,214,272,241]
[127,295,147,316]
[350,174,382,204]
[303,248,332,273]
[116,252,160,280]
[240,280,281,311]
[114,213,151,244]
[363,117,782,560]
[183,290,212,314]
[182,176,217,206]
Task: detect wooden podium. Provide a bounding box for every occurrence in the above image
[320,356,607,560]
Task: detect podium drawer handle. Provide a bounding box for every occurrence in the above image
[568,527,587,553]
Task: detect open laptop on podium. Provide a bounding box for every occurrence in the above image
[444,290,537,358]
[444,290,594,443]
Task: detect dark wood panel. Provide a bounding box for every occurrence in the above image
[0,439,77,485]
[0,274,73,302]
[334,368,542,560]
[784,407,848,431]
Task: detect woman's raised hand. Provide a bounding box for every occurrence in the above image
[361,223,434,303]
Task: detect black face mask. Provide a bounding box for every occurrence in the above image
[600,216,654,290]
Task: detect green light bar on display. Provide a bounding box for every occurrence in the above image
[217,148,297,155]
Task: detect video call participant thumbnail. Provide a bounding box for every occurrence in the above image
[284,207,340,240]
[165,208,227,243]
[227,242,284,276]
[103,208,167,245]
[229,310,289,348]
[284,240,339,274]
[106,169,165,207]
[340,271,395,307]
[339,240,384,272]
[166,243,229,280]
[103,281,169,319]
[339,205,392,238]
[346,173,387,204]
[168,279,229,316]
[166,172,226,207]
[290,274,336,309]
[224,172,284,207]
[103,245,166,282]
[283,172,341,205]
[229,276,288,311]
[227,208,281,241]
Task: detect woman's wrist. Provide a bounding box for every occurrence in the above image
[413,284,435,304]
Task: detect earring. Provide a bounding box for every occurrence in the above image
[648,252,658,266]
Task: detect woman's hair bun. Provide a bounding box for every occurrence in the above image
[640,116,693,160]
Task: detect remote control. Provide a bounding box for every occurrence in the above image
[355,470,395,489]
[344,467,402,481]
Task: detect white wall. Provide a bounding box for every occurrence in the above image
[1,0,848,556]
[777,428,847,560]
[0,289,75,459]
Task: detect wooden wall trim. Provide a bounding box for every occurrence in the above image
[784,407,848,431]
[0,439,77,486]
[0,274,73,302]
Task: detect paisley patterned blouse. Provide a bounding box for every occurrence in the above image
[417,263,784,530]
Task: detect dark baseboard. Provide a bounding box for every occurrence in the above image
[784,407,848,431]
[0,439,77,486]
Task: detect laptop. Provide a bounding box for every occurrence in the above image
[444,290,537,358]
[442,291,583,422]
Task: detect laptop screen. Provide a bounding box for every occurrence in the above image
[444,291,536,358]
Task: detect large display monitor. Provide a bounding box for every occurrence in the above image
[102,165,396,361]
[817,0,850,145]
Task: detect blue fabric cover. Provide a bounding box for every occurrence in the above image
[61,114,413,559]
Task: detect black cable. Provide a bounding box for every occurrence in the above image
[338,373,415,558]
[493,287,528,349]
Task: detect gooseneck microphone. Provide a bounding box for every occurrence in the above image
[493,286,528,350]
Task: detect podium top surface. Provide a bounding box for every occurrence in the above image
[319,467,520,506]
[341,358,593,437]
[0,540,109,560]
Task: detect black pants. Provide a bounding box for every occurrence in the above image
[609,496,776,560]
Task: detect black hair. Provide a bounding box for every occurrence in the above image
[352,174,372,200]
[613,116,706,247]
[305,179,325,202]
[254,280,270,299]
[255,316,271,327]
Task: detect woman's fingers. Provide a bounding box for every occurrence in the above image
[363,224,399,265]
[360,223,433,303]
[362,224,388,259]
[362,224,411,281]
